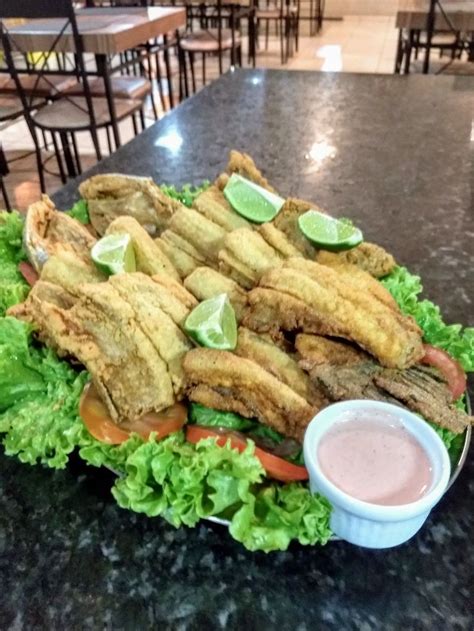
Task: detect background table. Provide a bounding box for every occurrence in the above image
[2,69,474,628]
[3,7,186,148]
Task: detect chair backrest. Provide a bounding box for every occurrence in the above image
[0,0,99,133]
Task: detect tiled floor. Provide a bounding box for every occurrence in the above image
[1,15,399,211]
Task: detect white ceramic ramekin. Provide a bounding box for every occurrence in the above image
[303,400,451,549]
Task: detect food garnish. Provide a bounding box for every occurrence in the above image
[91,233,136,275]
[223,173,285,223]
[0,149,472,553]
[186,426,309,482]
[298,210,363,251]
[80,383,187,444]
[184,293,237,350]
[421,344,467,400]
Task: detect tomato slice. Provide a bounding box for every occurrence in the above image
[18,262,39,287]
[80,383,187,444]
[186,425,309,483]
[421,344,467,400]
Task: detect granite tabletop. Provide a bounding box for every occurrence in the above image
[2,69,473,629]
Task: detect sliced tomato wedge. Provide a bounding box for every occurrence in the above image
[80,383,187,444]
[421,344,467,400]
[186,425,309,483]
[18,262,39,287]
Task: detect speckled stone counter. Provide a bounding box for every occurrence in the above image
[1,70,473,629]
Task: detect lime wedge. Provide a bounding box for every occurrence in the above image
[91,233,136,275]
[223,173,285,223]
[298,210,363,252]
[184,293,237,350]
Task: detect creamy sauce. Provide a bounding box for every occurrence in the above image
[317,410,433,506]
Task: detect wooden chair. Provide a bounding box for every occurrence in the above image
[179,1,242,94]
[0,0,144,191]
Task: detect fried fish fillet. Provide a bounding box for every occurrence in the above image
[316,242,396,278]
[295,334,367,371]
[193,186,250,232]
[41,251,106,291]
[184,267,248,321]
[168,208,227,265]
[183,348,318,441]
[244,258,423,369]
[24,196,96,272]
[155,235,202,278]
[10,280,175,423]
[160,229,208,273]
[309,360,472,434]
[79,173,182,236]
[109,273,193,396]
[218,228,284,289]
[272,197,317,258]
[257,223,303,259]
[235,327,326,407]
[215,150,277,193]
[106,216,179,280]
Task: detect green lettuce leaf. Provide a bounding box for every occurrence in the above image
[189,402,255,430]
[0,317,89,467]
[230,484,332,552]
[65,199,90,224]
[161,182,210,208]
[109,431,331,551]
[382,266,474,372]
[0,212,29,316]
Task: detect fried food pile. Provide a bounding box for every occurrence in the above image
[9,151,473,440]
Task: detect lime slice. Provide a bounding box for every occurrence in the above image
[91,233,136,275]
[223,173,285,223]
[184,293,237,350]
[298,210,363,252]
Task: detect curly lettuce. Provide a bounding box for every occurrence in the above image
[382,266,474,372]
[0,212,29,316]
[161,182,210,208]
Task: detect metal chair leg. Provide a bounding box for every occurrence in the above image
[51,132,67,184]
[202,53,206,85]
[71,133,82,175]
[189,52,196,93]
[0,176,10,212]
[59,132,77,178]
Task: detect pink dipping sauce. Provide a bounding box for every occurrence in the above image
[317,410,433,506]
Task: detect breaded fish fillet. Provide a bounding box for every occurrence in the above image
[184,267,248,321]
[106,216,179,280]
[168,208,226,265]
[183,348,318,441]
[193,186,250,232]
[79,173,182,236]
[24,196,96,272]
[155,235,202,278]
[308,360,473,434]
[235,327,326,407]
[109,273,193,396]
[41,251,105,291]
[10,280,175,423]
[296,334,367,371]
[244,258,423,369]
[218,228,283,289]
[272,197,317,258]
[257,223,303,259]
[218,150,277,193]
[316,242,396,278]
